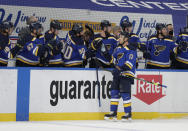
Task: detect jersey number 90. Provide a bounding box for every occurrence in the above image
[63,46,73,59]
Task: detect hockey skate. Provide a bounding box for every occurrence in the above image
[104,112,117,121]
[121,112,132,122]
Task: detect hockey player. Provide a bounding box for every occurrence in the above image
[15,21,61,67]
[175,27,188,69]
[120,20,146,52]
[145,23,177,69]
[44,20,63,67]
[90,20,118,68]
[15,22,44,66]
[18,16,38,42]
[0,21,14,66]
[10,16,39,60]
[120,20,145,68]
[104,32,136,121]
[62,24,87,67]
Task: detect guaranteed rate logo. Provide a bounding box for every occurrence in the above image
[50,76,112,106]
[133,74,166,105]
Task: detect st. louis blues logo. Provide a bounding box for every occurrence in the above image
[117,53,124,60]
[105,44,111,51]
[154,45,166,56]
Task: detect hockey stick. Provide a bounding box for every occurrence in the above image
[99,67,167,88]
[144,32,151,69]
[95,59,101,107]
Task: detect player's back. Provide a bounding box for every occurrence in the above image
[63,31,86,67]
[16,35,41,65]
[44,31,62,65]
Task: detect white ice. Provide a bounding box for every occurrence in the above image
[0,119,188,131]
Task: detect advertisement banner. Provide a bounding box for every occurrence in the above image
[30,70,113,113]
[0,5,173,41]
[30,69,188,115]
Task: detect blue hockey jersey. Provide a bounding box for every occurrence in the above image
[16,35,44,65]
[63,31,87,67]
[44,31,62,65]
[129,33,145,51]
[91,34,118,65]
[146,36,177,67]
[0,33,13,65]
[176,33,188,64]
[112,45,137,77]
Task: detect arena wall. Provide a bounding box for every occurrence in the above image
[0,68,188,121]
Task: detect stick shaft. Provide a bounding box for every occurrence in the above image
[100,68,167,88]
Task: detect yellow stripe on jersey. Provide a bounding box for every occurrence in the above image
[39,35,44,38]
[131,34,138,38]
[176,58,188,64]
[149,37,157,41]
[108,36,117,41]
[64,62,83,67]
[124,46,129,50]
[91,42,96,50]
[16,58,39,65]
[10,53,13,59]
[0,60,8,64]
[8,39,11,45]
[31,37,37,42]
[179,34,188,37]
[164,39,173,42]
[91,37,102,50]
[111,102,119,105]
[54,35,57,40]
[49,61,63,65]
[34,47,39,56]
[122,73,134,78]
[124,103,131,107]
[110,56,114,64]
[147,61,170,67]
[68,33,76,45]
[125,63,132,69]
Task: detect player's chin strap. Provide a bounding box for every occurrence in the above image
[99,67,167,88]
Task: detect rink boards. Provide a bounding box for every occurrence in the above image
[0,68,188,121]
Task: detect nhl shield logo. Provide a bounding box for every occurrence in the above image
[133,75,166,105]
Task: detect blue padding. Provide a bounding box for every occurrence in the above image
[16,68,30,121]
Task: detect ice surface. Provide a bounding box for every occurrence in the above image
[0,119,188,131]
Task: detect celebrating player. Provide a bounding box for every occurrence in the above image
[175,27,188,69]
[0,21,14,66]
[62,24,87,67]
[44,20,63,67]
[90,20,118,68]
[145,23,177,69]
[104,32,136,121]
